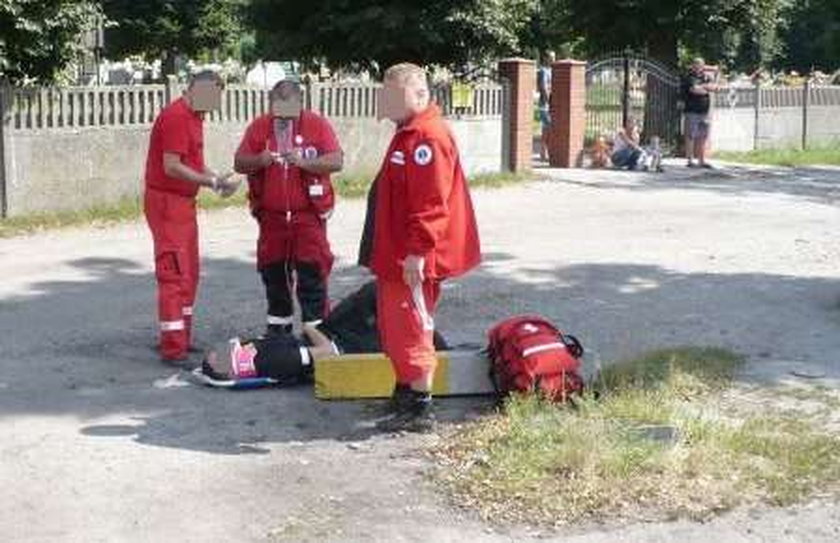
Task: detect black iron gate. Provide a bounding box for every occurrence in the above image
[585,54,682,151]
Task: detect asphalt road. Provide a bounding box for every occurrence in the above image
[1,161,838,542]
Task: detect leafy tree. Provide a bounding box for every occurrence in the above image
[780,0,840,72]
[0,0,102,84]
[247,0,538,75]
[101,0,245,68]
[518,0,581,59]
[565,0,788,70]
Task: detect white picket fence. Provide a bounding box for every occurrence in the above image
[713,84,840,109]
[3,81,504,131]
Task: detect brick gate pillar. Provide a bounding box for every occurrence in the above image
[498,58,535,172]
[549,60,587,168]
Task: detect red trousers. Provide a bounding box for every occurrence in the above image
[144,189,199,360]
[376,279,441,384]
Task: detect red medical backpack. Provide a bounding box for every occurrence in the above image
[486,315,584,402]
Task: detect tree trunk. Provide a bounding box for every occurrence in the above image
[162,50,178,78]
[646,26,678,67]
[643,29,680,150]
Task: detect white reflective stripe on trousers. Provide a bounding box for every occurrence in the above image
[267,315,294,325]
[410,285,435,332]
[160,320,185,332]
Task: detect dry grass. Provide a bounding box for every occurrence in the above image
[432,347,840,527]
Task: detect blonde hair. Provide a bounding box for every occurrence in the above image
[383,63,428,88]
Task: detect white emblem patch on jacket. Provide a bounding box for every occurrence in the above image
[390,150,406,165]
[413,144,433,166]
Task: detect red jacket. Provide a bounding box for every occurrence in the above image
[237,110,340,217]
[145,98,204,198]
[361,105,481,281]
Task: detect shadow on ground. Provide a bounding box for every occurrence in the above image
[1,251,838,454]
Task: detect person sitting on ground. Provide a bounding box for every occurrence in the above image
[590,134,612,168]
[611,117,645,170]
[199,281,448,385]
[640,135,664,173]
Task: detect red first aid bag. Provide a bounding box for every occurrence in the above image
[486,315,584,402]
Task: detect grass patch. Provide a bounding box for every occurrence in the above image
[336,170,535,196]
[600,346,742,392]
[0,191,248,239]
[0,171,534,238]
[469,171,537,189]
[716,145,840,167]
[0,197,145,238]
[434,346,840,526]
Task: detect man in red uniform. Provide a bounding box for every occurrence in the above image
[359,63,481,432]
[235,80,343,336]
[145,70,235,363]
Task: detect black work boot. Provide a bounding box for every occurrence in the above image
[376,383,413,415]
[376,390,435,433]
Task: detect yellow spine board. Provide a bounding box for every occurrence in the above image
[314,352,452,400]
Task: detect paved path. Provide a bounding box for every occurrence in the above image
[1,162,838,542]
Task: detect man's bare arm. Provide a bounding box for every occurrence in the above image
[163,152,229,188]
[302,324,339,360]
[287,150,344,175]
[234,149,275,174]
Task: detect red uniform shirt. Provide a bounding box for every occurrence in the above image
[145,98,204,198]
[237,110,341,216]
[366,104,481,281]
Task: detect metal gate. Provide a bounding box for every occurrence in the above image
[585,54,682,151]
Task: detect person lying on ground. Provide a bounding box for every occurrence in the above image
[201,323,337,385]
[198,281,448,385]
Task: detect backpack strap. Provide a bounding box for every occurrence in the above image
[563,334,585,358]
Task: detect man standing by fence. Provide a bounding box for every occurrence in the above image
[682,57,718,168]
[359,63,481,432]
[235,80,343,336]
[144,70,234,363]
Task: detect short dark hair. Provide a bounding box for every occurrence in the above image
[270,79,302,100]
[188,70,224,88]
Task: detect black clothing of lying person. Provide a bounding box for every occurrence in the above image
[199,281,448,385]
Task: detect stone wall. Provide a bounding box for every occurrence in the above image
[2,117,503,216]
[0,82,504,217]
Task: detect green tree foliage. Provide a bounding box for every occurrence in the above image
[0,0,102,84]
[781,0,840,72]
[518,0,580,59]
[247,0,538,74]
[565,0,787,70]
[101,0,244,62]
